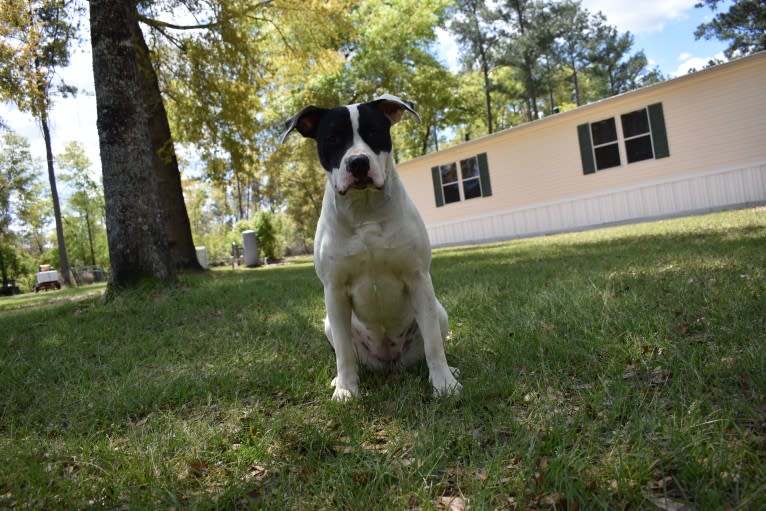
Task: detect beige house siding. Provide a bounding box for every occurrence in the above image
[397,52,766,246]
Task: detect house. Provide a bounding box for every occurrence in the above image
[397,51,766,247]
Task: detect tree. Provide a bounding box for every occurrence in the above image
[0,132,39,289]
[495,0,553,121]
[58,141,105,267]
[0,0,82,286]
[552,0,591,106]
[450,0,499,133]
[695,0,766,58]
[152,0,281,223]
[90,0,173,289]
[130,8,201,271]
[587,20,655,97]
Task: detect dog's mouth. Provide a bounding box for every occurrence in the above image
[352,176,374,189]
[338,181,383,196]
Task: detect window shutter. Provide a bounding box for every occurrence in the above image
[648,103,670,159]
[577,123,596,175]
[477,153,492,197]
[431,166,444,207]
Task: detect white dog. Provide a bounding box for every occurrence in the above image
[280,94,461,401]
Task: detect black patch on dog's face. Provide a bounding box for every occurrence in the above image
[313,104,393,173]
[356,103,393,154]
[315,107,353,173]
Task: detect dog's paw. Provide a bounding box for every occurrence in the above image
[430,369,462,398]
[330,377,359,402]
[331,385,359,402]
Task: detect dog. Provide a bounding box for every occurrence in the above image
[280,94,461,401]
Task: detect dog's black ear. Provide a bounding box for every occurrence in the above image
[369,94,421,125]
[279,106,327,143]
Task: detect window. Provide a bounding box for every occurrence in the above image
[439,162,460,204]
[590,118,621,170]
[621,108,654,163]
[578,102,670,175]
[431,153,492,207]
[459,156,482,200]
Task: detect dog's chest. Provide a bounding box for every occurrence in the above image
[337,221,416,325]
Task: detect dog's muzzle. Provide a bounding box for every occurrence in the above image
[347,154,374,189]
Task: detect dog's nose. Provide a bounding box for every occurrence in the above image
[347,155,370,179]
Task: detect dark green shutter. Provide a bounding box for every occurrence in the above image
[577,123,596,175]
[477,152,492,197]
[648,102,670,159]
[431,166,444,207]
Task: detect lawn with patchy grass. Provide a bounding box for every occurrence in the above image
[1,209,764,509]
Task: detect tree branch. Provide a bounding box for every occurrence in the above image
[137,14,218,31]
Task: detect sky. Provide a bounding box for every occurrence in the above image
[1,0,730,181]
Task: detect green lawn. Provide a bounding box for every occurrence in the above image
[1,208,764,509]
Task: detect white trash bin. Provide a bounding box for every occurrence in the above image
[242,230,260,267]
[195,246,209,269]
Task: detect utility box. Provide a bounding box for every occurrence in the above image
[195,246,209,269]
[242,230,260,267]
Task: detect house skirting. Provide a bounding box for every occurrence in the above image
[427,161,766,247]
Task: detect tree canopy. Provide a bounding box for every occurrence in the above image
[695,0,766,58]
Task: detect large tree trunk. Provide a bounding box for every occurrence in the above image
[131,13,202,271]
[41,112,75,286]
[90,0,173,289]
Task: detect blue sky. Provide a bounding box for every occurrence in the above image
[436,0,729,77]
[2,0,731,176]
[582,0,729,77]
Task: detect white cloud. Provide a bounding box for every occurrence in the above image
[671,51,726,77]
[581,0,697,33]
[435,27,460,72]
[1,41,100,174]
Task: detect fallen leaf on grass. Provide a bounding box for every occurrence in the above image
[187,460,208,478]
[246,464,268,482]
[647,496,694,511]
[435,495,467,511]
[649,366,671,386]
[540,492,564,508]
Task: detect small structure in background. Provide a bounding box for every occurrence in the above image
[242,230,260,267]
[72,265,108,285]
[34,264,61,292]
[230,242,243,269]
[195,246,209,269]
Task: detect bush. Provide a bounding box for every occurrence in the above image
[253,212,277,261]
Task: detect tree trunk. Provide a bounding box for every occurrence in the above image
[90,0,173,289]
[479,44,493,134]
[0,249,8,289]
[41,112,75,286]
[85,210,96,266]
[131,12,202,271]
[571,53,581,106]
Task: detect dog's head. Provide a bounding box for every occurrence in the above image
[280,94,420,195]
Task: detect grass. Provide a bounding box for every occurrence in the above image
[1,208,764,510]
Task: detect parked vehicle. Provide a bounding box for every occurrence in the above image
[34,265,61,292]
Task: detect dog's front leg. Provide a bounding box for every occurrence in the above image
[410,272,462,397]
[324,286,360,401]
